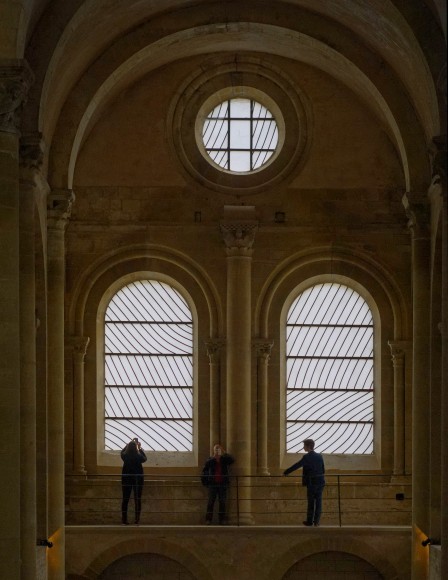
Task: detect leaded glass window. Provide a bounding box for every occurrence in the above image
[202,98,279,172]
[286,283,374,454]
[104,280,193,451]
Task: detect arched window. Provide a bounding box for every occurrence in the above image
[104,279,193,452]
[286,283,374,454]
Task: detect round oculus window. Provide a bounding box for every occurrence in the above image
[201,98,280,174]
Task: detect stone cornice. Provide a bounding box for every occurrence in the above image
[0,61,33,134]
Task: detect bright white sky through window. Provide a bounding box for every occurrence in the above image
[104,280,193,452]
[202,98,279,172]
[286,283,374,454]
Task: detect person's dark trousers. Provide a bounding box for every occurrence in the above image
[306,484,324,525]
[206,484,228,523]
[122,475,144,523]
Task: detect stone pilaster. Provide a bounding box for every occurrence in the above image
[0,61,33,580]
[67,336,90,475]
[47,188,74,579]
[19,132,48,580]
[205,339,225,450]
[403,191,431,579]
[254,340,274,475]
[220,205,258,524]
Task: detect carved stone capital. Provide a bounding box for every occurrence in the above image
[402,192,430,238]
[0,61,34,134]
[67,336,90,361]
[220,205,258,256]
[388,340,410,366]
[47,189,75,230]
[220,221,258,255]
[253,339,274,362]
[205,339,226,363]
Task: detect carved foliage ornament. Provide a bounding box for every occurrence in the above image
[0,63,34,134]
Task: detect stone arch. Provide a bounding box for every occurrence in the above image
[255,245,409,340]
[269,536,401,580]
[80,537,212,579]
[28,0,440,147]
[255,244,410,472]
[68,243,223,338]
[49,23,425,192]
[67,243,223,470]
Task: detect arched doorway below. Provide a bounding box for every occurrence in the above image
[98,552,196,579]
[282,550,383,579]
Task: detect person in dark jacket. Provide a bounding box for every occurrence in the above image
[202,444,234,525]
[121,438,147,525]
[283,438,325,526]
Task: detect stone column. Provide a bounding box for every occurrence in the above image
[205,339,225,450]
[403,191,431,579]
[0,61,33,580]
[47,188,74,579]
[19,133,47,579]
[388,341,409,476]
[68,337,90,475]
[430,136,447,578]
[254,340,273,475]
[220,205,258,525]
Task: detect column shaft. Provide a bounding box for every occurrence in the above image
[388,342,407,476]
[0,62,33,580]
[206,340,224,449]
[19,161,39,579]
[70,337,89,474]
[0,127,21,580]
[255,342,273,475]
[47,190,73,579]
[404,193,431,579]
[220,205,258,525]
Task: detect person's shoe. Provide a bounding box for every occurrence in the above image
[302,520,313,526]
[121,520,129,525]
[313,523,320,526]
[135,519,140,525]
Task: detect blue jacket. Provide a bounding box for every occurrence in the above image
[284,450,325,487]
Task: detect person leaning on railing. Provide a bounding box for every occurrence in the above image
[201,444,235,525]
[283,438,325,527]
[121,438,147,525]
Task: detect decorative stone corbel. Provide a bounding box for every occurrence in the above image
[47,188,75,231]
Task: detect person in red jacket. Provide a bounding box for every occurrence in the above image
[201,444,234,525]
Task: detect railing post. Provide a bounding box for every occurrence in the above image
[337,475,342,527]
[236,476,240,526]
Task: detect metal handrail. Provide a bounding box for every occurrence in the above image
[65,473,411,527]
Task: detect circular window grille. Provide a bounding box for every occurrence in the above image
[202,98,279,173]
